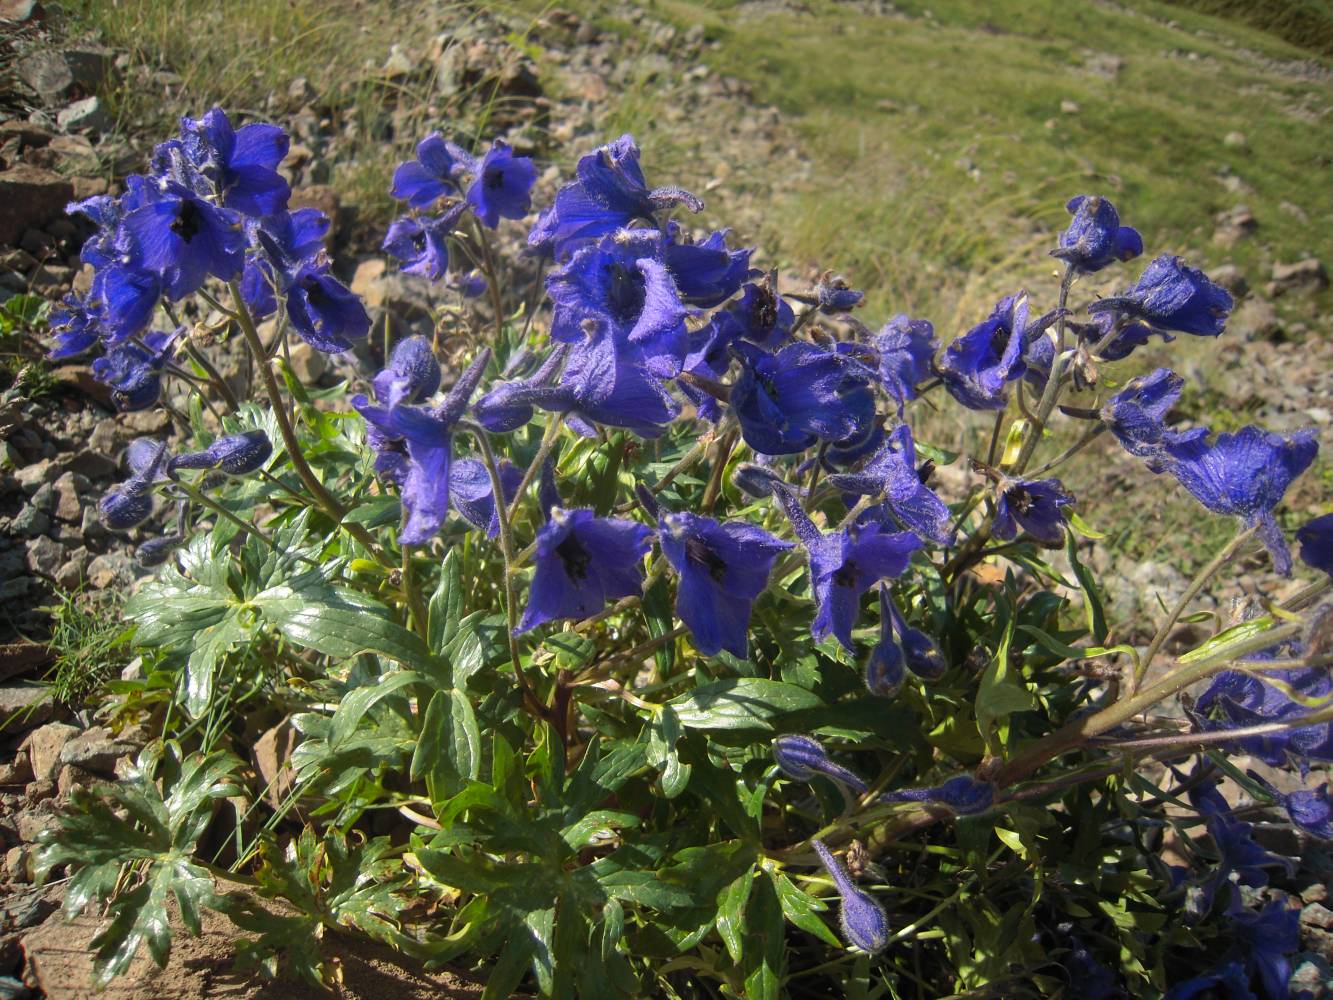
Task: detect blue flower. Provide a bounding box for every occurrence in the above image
[872,314,937,410]
[89,265,162,346]
[731,340,876,456]
[285,262,371,353]
[1249,772,1333,840]
[829,423,954,546]
[121,183,245,300]
[466,140,537,229]
[168,429,272,476]
[810,840,890,953]
[1162,426,1318,575]
[774,482,922,650]
[1227,894,1301,1000]
[1161,962,1256,1000]
[1297,513,1333,576]
[731,461,789,499]
[99,440,169,531]
[527,134,702,259]
[1187,768,1296,910]
[993,475,1074,547]
[546,229,689,379]
[179,107,290,217]
[881,775,995,815]
[679,315,735,422]
[864,588,905,698]
[46,293,101,360]
[516,506,653,632]
[1051,195,1142,273]
[391,133,470,207]
[382,205,463,282]
[662,223,752,308]
[240,208,330,319]
[937,292,1034,411]
[136,534,185,567]
[1193,660,1332,765]
[1086,313,1175,362]
[658,510,792,658]
[91,327,181,412]
[449,457,522,538]
[1101,367,1183,468]
[352,350,489,545]
[372,336,441,408]
[472,346,569,433]
[717,279,794,350]
[814,274,864,314]
[1089,254,1233,337]
[885,593,948,680]
[772,735,868,796]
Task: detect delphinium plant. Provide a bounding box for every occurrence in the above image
[31,107,1332,998]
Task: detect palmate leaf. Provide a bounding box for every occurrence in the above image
[254,579,429,666]
[33,745,241,985]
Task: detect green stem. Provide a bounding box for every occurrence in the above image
[1010,266,1075,476]
[401,542,428,643]
[183,340,241,411]
[1132,525,1257,693]
[506,415,563,523]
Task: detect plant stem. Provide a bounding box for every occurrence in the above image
[1028,424,1105,477]
[401,542,428,643]
[183,340,240,411]
[1132,524,1257,694]
[467,424,551,726]
[506,415,563,523]
[1010,266,1075,476]
[226,281,388,565]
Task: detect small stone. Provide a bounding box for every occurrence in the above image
[1230,298,1280,342]
[18,228,55,258]
[28,263,72,295]
[51,471,84,522]
[58,726,129,776]
[4,845,31,883]
[1302,883,1329,905]
[0,0,40,22]
[1270,257,1327,296]
[47,133,98,172]
[27,722,79,782]
[0,165,73,246]
[87,552,131,589]
[1212,204,1257,247]
[15,49,72,100]
[1222,130,1246,148]
[1208,264,1248,299]
[351,258,389,307]
[22,778,55,805]
[1303,903,1333,931]
[23,535,62,576]
[62,47,116,91]
[1059,99,1080,114]
[0,750,33,786]
[56,96,110,134]
[11,505,50,538]
[15,461,52,493]
[16,807,59,844]
[56,763,99,798]
[287,340,327,383]
[28,483,55,513]
[383,44,414,78]
[287,76,318,106]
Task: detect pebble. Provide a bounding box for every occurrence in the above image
[56,96,110,134]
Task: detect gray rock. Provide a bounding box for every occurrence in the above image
[58,726,130,776]
[286,75,318,106]
[0,750,33,786]
[62,47,116,91]
[15,50,73,101]
[1208,264,1248,299]
[0,687,51,729]
[26,722,80,783]
[4,845,31,884]
[1271,257,1328,296]
[1212,204,1257,247]
[56,96,110,134]
[55,547,89,590]
[87,551,131,589]
[28,482,55,513]
[23,535,63,576]
[15,461,53,494]
[1230,298,1280,342]
[51,471,84,522]
[10,505,50,538]
[16,807,59,845]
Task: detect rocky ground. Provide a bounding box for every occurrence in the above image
[0,0,1330,996]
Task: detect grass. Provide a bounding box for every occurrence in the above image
[42,589,134,706]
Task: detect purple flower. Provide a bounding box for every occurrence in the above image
[168,429,272,476]
[814,275,863,314]
[717,280,794,350]
[992,475,1074,547]
[872,314,937,410]
[46,294,101,360]
[285,262,371,353]
[558,333,682,438]
[372,336,442,408]
[516,507,652,632]
[731,341,876,456]
[662,223,752,308]
[1188,768,1296,909]
[1162,426,1318,576]
[472,347,568,433]
[352,350,489,545]
[937,292,1033,411]
[885,594,947,680]
[1100,367,1183,468]
[179,107,290,217]
[1193,660,1332,766]
[391,133,470,207]
[89,265,162,346]
[91,327,181,412]
[449,457,522,538]
[772,735,869,796]
[547,229,689,379]
[828,423,954,546]
[1161,962,1256,1000]
[1227,894,1301,1000]
[1089,254,1233,337]
[1087,313,1175,362]
[1297,513,1333,577]
[658,510,792,658]
[881,775,995,815]
[774,482,922,650]
[864,588,906,698]
[1249,772,1333,839]
[527,133,702,260]
[99,440,169,531]
[121,183,245,300]
[1051,195,1142,274]
[810,840,889,953]
[382,206,462,282]
[466,140,537,229]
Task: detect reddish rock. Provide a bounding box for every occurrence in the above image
[0,165,73,246]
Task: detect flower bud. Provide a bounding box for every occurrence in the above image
[812,840,889,953]
[772,735,869,797]
[881,774,995,816]
[732,462,788,499]
[373,336,441,407]
[136,534,184,566]
[864,639,904,699]
[99,487,154,531]
[885,593,947,680]
[170,429,272,476]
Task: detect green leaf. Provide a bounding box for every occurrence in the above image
[328,671,424,748]
[669,678,823,731]
[1065,529,1108,643]
[742,872,785,1000]
[976,601,1034,752]
[1178,616,1276,664]
[183,613,246,717]
[254,582,429,665]
[773,872,840,947]
[428,549,464,654]
[1067,510,1106,539]
[716,869,754,963]
[412,688,482,798]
